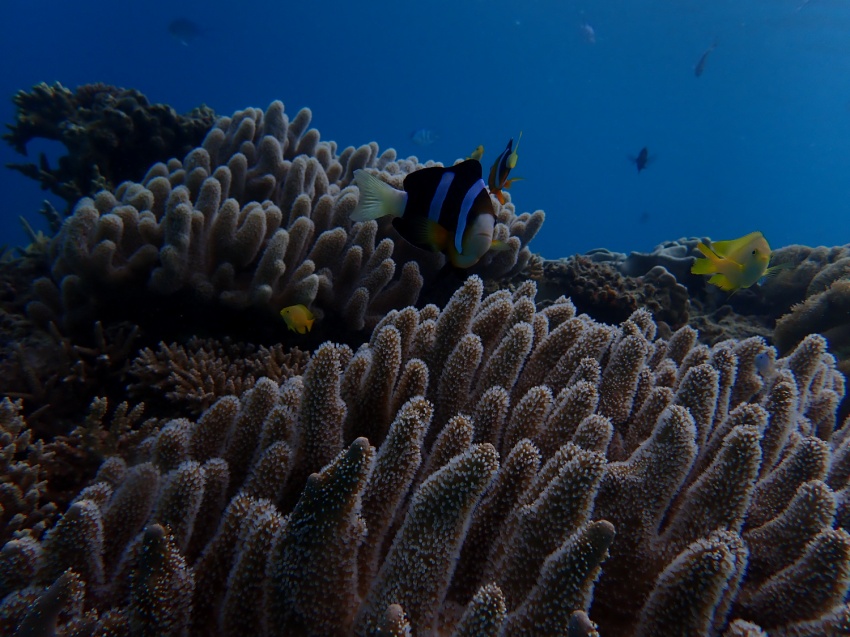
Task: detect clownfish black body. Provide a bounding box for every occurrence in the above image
[351,160,505,268]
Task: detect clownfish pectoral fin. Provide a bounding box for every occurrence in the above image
[503,176,525,190]
[406,216,449,252]
[493,190,506,205]
[351,170,407,221]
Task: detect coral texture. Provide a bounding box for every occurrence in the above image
[3,276,849,637]
[41,101,543,336]
[3,82,216,214]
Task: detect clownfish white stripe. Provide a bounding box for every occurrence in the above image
[455,178,486,254]
[429,172,454,223]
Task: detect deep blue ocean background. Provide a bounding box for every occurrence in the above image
[3,0,850,259]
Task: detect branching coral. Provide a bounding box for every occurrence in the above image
[2,276,849,637]
[42,100,542,336]
[4,82,216,211]
[127,336,309,416]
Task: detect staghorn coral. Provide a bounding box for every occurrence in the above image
[2,276,850,637]
[0,316,140,435]
[44,100,543,338]
[0,398,57,544]
[127,336,309,416]
[4,82,216,212]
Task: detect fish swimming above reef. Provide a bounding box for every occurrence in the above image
[467,145,485,161]
[488,133,523,204]
[167,17,204,46]
[410,128,438,147]
[690,231,786,292]
[280,304,315,334]
[694,38,719,77]
[629,146,652,173]
[351,160,506,268]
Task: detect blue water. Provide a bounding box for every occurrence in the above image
[3,0,850,259]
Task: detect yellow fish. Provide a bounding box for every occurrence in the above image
[280,304,315,334]
[691,231,784,292]
[467,145,485,161]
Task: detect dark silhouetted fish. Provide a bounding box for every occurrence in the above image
[694,38,719,77]
[629,146,652,173]
[168,18,203,46]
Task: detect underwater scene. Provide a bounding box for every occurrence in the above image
[1,1,849,636]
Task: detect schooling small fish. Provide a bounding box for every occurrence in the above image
[488,133,523,205]
[168,18,203,46]
[351,160,506,269]
[280,304,315,334]
[410,128,438,147]
[690,231,786,293]
[694,38,719,78]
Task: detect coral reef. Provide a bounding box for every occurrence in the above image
[127,337,309,416]
[2,277,848,637]
[542,240,850,420]
[3,82,216,214]
[37,101,542,338]
[537,255,690,335]
[5,86,850,637]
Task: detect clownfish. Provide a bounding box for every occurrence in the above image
[690,231,787,293]
[487,133,523,204]
[351,160,506,269]
[280,304,315,334]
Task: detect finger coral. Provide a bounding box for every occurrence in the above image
[2,275,849,637]
[42,101,543,338]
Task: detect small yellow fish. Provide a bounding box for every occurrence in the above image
[690,231,783,292]
[280,304,315,334]
[467,145,485,161]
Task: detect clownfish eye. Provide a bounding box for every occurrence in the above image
[751,250,757,255]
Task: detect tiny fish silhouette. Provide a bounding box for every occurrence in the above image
[694,38,719,77]
[629,147,652,173]
[168,18,203,46]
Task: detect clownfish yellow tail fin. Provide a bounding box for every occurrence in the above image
[351,170,407,221]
